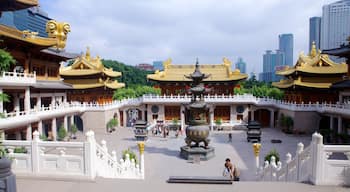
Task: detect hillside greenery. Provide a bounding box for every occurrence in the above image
[102,59,154,87]
[234,75,284,100]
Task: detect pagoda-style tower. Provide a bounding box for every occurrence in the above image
[60,47,125,103]
[180,59,215,161]
[272,42,347,103]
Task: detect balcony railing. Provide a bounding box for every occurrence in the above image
[0,71,36,85]
[2,94,350,121]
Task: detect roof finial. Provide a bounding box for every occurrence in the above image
[310,41,317,57]
[86,46,91,61]
[195,58,199,70]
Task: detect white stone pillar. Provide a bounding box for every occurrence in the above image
[63,94,67,103]
[26,124,32,140]
[36,96,41,110]
[330,116,333,131]
[180,105,185,131]
[70,115,75,126]
[14,95,20,112]
[251,110,255,121]
[64,115,68,131]
[51,95,55,107]
[52,118,57,141]
[123,110,127,128]
[15,131,21,140]
[38,120,43,135]
[24,87,30,113]
[338,116,342,134]
[0,88,3,113]
[230,105,235,123]
[141,109,145,121]
[270,110,275,128]
[210,107,214,131]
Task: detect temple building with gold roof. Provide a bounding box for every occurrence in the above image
[60,47,125,103]
[272,42,347,103]
[147,58,248,95]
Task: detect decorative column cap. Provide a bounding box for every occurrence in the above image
[252,143,261,157]
[138,142,145,154]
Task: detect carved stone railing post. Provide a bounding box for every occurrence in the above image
[84,131,96,179]
[285,153,292,181]
[296,142,304,181]
[310,132,324,185]
[31,131,40,173]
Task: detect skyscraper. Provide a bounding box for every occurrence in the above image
[0,6,51,37]
[321,0,350,50]
[235,57,246,74]
[278,34,294,66]
[259,50,285,82]
[309,17,321,51]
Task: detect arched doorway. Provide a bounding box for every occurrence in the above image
[74,116,84,131]
[254,109,271,127]
[126,108,142,127]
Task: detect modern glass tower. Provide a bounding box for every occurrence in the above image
[278,34,294,66]
[321,0,350,50]
[260,50,285,82]
[0,6,51,37]
[235,57,246,74]
[309,17,321,51]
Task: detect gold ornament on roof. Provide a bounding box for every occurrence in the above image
[163,58,172,70]
[310,41,317,58]
[223,57,232,68]
[85,47,91,61]
[46,20,71,49]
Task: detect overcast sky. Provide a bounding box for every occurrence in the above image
[40,0,338,74]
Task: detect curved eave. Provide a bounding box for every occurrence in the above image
[276,69,295,76]
[0,25,57,47]
[294,65,347,74]
[60,69,101,76]
[71,82,125,90]
[272,81,331,89]
[147,74,248,82]
[103,70,121,77]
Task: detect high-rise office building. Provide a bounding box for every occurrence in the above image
[309,17,321,51]
[0,6,51,37]
[260,50,285,82]
[153,61,164,71]
[321,0,350,51]
[278,34,293,66]
[235,57,246,74]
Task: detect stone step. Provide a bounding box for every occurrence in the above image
[167,176,232,184]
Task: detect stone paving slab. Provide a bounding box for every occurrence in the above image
[16,127,349,192]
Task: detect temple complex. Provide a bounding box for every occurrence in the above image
[60,48,125,103]
[272,42,347,103]
[147,58,247,95]
[0,19,77,140]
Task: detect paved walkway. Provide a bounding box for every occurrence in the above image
[16,127,349,192]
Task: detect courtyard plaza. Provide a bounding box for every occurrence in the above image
[16,126,349,192]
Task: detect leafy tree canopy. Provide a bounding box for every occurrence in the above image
[0,48,15,72]
[113,85,160,100]
[101,59,154,87]
[235,76,284,100]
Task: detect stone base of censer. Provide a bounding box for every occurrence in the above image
[180,146,215,161]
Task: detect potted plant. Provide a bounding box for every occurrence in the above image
[215,118,222,130]
[122,148,138,164]
[264,149,280,163]
[106,118,118,133]
[57,125,67,141]
[70,124,78,139]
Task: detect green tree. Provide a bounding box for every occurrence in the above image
[113,86,160,100]
[0,49,15,72]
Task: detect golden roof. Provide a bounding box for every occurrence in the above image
[147,57,248,82]
[63,78,125,89]
[60,47,122,77]
[0,24,57,47]
[276,42,347,76]
[272,79,332,89]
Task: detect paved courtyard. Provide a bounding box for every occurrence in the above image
[17,127,349,192]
